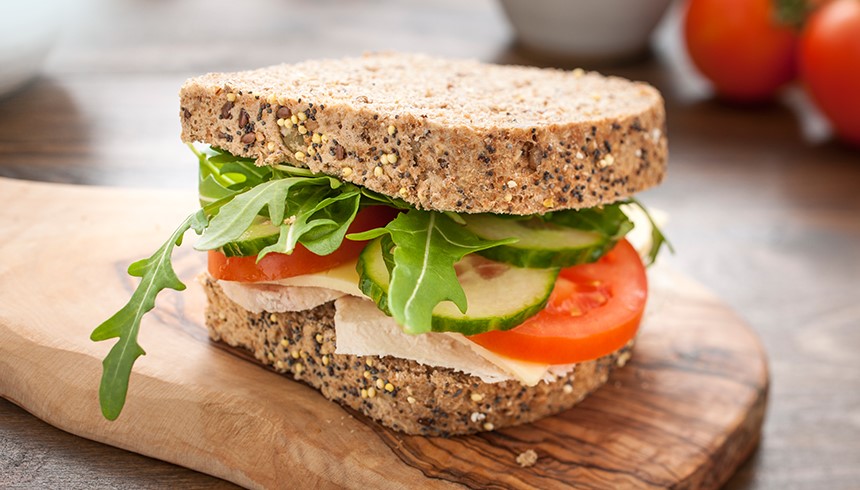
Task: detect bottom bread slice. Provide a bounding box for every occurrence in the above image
[203,276,632,436]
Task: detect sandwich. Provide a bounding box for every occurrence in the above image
[91,53,669,436]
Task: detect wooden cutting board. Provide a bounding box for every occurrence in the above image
[0,177,767,489]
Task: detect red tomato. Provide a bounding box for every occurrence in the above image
[208,206,398,282]
[684,0,798,101]
[800,0,860,146]
[468,239,647,365]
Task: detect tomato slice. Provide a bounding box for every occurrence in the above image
[468,239,647,364]
[208,206,398,282]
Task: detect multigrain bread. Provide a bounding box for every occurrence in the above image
[180,53,667,215]
[203,277,632,436]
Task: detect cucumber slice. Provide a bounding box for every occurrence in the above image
[356,238,558,335]
[219,216,280,257]
[356,238,393,314]
[462,214,614,268]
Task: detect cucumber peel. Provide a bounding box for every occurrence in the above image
[357,237,558,335]
[219,216,280,257]
[464,203,635,268]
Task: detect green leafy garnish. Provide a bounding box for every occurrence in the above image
[541,203,634,241]
[287,191,362,256]
[194,145,271,208]
[194,175,366,261]
[90,209,207,420]
[539,199,671,266]
[349,210,514,334]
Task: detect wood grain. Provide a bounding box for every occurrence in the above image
[0,177,766,489]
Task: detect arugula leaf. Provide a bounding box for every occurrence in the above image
[540,202,634,241]
[351,210,514,334]
[194,177,312,251]
[193,144,272,207]
[90,209,207,420]
[295,192,362,256]
[258,186,361,259]
[193,175,363,260]
[358,187,413,210]
[271,163,317,178]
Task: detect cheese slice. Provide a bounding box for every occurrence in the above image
[261,260,364,297]
[444,334,552,386]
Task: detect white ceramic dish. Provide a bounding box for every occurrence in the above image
[499,0,673,63]
[0,1,64,98]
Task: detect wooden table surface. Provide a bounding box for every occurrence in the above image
[1,0,858,488]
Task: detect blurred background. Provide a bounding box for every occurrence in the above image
[1,0,858,488]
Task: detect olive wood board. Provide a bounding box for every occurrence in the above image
[0,177,768,489]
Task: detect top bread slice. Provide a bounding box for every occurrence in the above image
[180,53,667,215]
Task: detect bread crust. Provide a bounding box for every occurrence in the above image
[180,53,667,215]
[203,276,632,436]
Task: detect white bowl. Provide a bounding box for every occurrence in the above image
[499,0,672,63]
[0,1,63,98]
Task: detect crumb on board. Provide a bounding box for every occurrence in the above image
[516,449,538,468]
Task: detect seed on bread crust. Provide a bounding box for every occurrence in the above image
[180,53,667,215]
[219,101,234,120]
